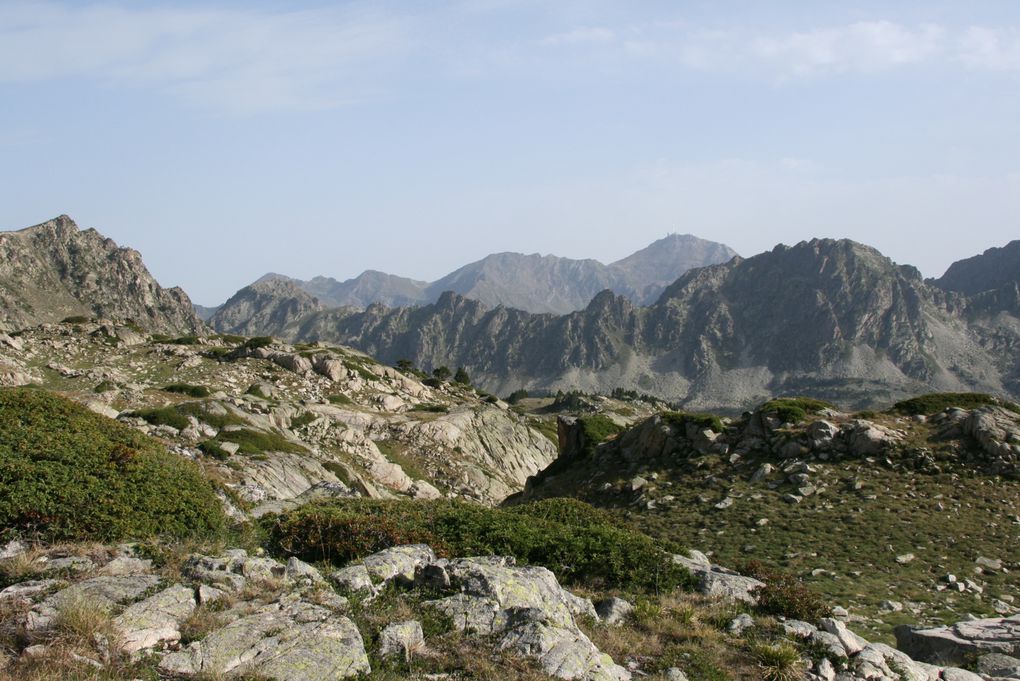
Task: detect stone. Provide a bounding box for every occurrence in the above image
[595,598,634,626]
[0,540,26,560]
[819,618,868,655]
[26,574,161,633]
[896,553,916,565]
[941,668,985,681]
[160,596,370,680]
[665,669,689,681]
[285,557,326,587]
[113,584,197,653]
[672,554,764,604]
[750,463,773,483]
[378,620,425,660]
[895,614,1020,665]
[727,613,754,635]
[331,565,377,597]
[977,652,1020,678]
[99,555,153,576]
[423,556,630,680]
[361,544,436,586]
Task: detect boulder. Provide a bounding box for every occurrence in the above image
[160,595,369,680]
[114,584,197,653]
[895,615,1020,665]
[378,620,425,660]
[361,545,436,587]
[671,553,764,604]
[595,598,634,626]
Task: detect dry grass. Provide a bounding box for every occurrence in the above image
[51,594,117,646]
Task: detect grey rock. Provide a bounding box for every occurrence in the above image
[330,565,377,597]
[820,617,868,656]
[895,614,1020,665]
[113,584,196,653]
[665,669,689,681]
[977,652,1020,678]
[595,598,634,626]
[26,574,161,633]
[160,596,369,680]
[361,544,436,586]
[672,554,764,604]
[727,613,754,635]
[285,557,326,587]
[378,620,425,660]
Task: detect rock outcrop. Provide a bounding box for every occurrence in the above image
[0,215,203,334]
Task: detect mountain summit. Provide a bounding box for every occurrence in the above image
[0,215,203,334]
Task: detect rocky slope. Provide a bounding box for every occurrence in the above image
[934,240,1020,295]
[512,395,1020,640]
[209,278,324,337]
[223,233,737,317]
[264,239,1020,411]
[0,319,557,509]
[0,216,203,334]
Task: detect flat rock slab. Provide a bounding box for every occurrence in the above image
[896,614,1020,665]
[159,595,369,680]
[114,584,197,652]
[26,574,161,633]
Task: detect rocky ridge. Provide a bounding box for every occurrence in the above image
[0,216,203,334]
[223,233,737,316]
[239,239,1020,411]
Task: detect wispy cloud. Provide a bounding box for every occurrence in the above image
[0,2,409,114]
[542,26,614,46]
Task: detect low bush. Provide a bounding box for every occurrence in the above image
[663,411,725,433]
[740,561,828,621]
[578,415,624,454]
[264,498,693,593]
[891,392,1013,416]
[760,397,835,425]
[60,315,91,325]
[242,336,274,350]
[327,393,353,406]
[216,428,307,455]
[410,403,448,413]
[163,383,211,398]
[0,388,226,542]
[129,406,190,431]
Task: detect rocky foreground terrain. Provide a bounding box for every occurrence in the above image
[0,319,561,509]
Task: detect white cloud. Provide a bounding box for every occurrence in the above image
[0,2,408,114]
[957,26,1020,71]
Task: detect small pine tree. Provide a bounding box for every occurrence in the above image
[454,366,471,385]
[396,359,415,373]
[432,366,452,381]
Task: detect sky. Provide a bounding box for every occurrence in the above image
[2,1,1019,305]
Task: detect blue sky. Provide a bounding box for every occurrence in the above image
[2,1,1019,305]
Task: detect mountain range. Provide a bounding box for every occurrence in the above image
[211,238,1020,411]
[218,233,738,316]
[2,216,1018,411]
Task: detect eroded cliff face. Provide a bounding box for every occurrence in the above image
[0,215,203,334]
[242,239,1020,411]
[208,278,323,337]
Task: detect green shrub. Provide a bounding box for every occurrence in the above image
[761,397,835,425]
[129,406,190,431]
[163,383,211,398]
[891,392,1012,416]
[578,415,624,453]
[740,561,828,621]
[93,380,117,394]
[410,403,448,413]
[290,411,318,429]
[327,393,353,406]
[198,440,231,460]
[506,389,529,405]
[60,315,91,324]
[167,335,201,345]
[343,360,376,382]
[423,378,442,389]
[750,642,804,681]
[242,336,274,350]
[0,388,226,541]
[263,498,693,593]
[217,428,307,455]
[663,411,725,433]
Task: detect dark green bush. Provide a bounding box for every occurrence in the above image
[663,411,725,433]
[130,406,190,430]
[410,403,448,413]
[740,560,829,621]
[164,383,211,398]
[327,393,353,406]
[0,388,226,541]
[264,498,693,593]
[60,315,91,324]
[93,380,117,394]
[761,397,835,425]
[290,412,318,429]
[167,335,201,345]
[506,389,529,405]
[242,336,274,350]
[891,392,1016,416]
[217,428,307,455]
[198,440,231,460]
[578,415,623,453]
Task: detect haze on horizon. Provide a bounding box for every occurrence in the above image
[2,0,1019,305]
